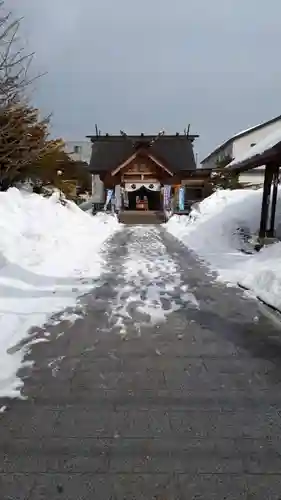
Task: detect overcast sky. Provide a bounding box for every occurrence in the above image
[6,0,281,160]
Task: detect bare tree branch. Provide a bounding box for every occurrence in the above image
[0,2,59,191]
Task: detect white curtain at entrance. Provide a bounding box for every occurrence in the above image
[125,183,161,192]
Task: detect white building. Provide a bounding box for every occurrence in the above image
[64,140,92,164]
[64,140,104,203]
[201,115,281,186]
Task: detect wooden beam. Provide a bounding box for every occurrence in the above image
[181,179,205,186]
[147,154,173,176]
[111,151,173,177]
[259,163,274,240]
[268,164,280,237]
[111,153,137,176]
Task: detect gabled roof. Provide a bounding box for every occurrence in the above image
[87,134,198,174]
[227,127,281,172]
[201,114,281,165]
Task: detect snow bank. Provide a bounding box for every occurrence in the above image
[165,188,281,310]
[0,188,120,398]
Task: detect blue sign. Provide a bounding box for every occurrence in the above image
[178,186,185,211]
[104,189,113,210]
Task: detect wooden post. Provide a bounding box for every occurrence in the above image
[259,163,274,240]
[268,164,279,237]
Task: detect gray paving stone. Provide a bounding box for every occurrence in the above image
[245,475,281,499]
[54,408,115,437]
[1,437,111,474]
[0,473,36,500]
[111,410,172,438]
[109,437,244,474]
[1,453,109,474]
[170,409,281,439]
[112,473,178,499]
[0,406,60,439]
[29,473,115,500]
[114,390,281,411]
[176,473,249,499]
[71,367,166,392]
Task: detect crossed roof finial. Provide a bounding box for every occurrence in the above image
[120,129,165,148]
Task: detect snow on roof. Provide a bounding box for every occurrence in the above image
[227,127,281,169]
[201,114,281,164]
[232,123,262,138]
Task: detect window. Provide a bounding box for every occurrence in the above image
[73,145,81,153]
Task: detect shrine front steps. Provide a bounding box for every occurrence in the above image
[118,210,166,225]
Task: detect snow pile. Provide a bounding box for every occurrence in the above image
[166,188,281,310]
[0,188,120,398]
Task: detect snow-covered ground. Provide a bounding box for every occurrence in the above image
[166,188,281,311]
[0,188,120,398]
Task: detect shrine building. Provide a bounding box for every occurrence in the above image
[87,130,211,212]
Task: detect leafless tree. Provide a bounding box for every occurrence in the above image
[0,2,50,190]
[0,2,38,106]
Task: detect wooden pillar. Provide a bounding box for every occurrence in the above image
[268,164,280,237]
[259,163,274,240]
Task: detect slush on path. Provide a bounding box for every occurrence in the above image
[1,224,281,498]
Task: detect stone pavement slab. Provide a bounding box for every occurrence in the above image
[1,226,281,499]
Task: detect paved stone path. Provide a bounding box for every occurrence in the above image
[1,225,281,499]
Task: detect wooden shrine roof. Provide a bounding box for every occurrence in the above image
[86,133,198,174]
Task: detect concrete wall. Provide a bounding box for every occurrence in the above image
[238,167,265,187]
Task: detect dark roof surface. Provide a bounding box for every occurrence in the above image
[87,134,198,174]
